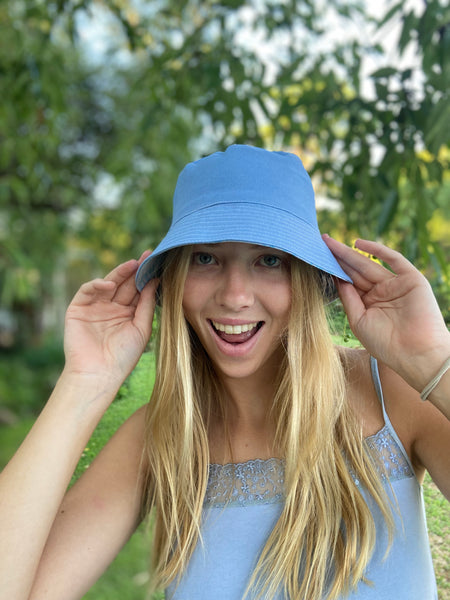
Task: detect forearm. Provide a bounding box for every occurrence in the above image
[0,370,121,600]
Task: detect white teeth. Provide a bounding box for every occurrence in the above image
[212,321,259,335]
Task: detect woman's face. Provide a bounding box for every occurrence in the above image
[182,242,292,383]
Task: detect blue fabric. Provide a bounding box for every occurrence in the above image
[135,145,351,291]
[166,358,437,599]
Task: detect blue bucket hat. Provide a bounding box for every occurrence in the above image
[135,145,351,292]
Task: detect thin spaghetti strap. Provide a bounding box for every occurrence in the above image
[369,356,416,475]
[370,355,389,422]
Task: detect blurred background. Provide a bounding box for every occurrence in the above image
[0,0,449,437]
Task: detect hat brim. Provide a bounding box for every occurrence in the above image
[135,201,351,293]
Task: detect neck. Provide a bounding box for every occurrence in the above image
[209,369,281,464]
[219,344,285,421]
[219,369,277,424]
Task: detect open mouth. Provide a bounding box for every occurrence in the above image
[209,320,263,344]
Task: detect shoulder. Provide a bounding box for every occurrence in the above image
[338,346,385,437]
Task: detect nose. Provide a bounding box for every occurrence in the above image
[215,261,254,311]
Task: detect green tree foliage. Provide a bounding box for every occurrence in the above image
[0,0,199,345]
[0,0,448,354]
[0,1,113,341]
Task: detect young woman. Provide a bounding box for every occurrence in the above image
[1,145,449,600]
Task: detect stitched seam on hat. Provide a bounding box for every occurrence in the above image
[172,201,317,229]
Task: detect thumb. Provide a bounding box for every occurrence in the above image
[336,280,365,333]
[134,278,160,344]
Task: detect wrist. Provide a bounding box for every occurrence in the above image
[422,360,450,420]
[399,335,450,393]
[54,368,123,419]
[420,356,450,401]
[60,366,124,393]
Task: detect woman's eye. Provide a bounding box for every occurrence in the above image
[193,252,215,265]
[260,255,281,268]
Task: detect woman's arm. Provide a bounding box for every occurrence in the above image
[375,361,450,500]
[29,404,148,600]
[323,236,450,499]
[0,255,158,599]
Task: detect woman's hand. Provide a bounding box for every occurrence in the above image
[63,252,158,386]
[323,236,450,392]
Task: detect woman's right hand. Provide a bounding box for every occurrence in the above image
[63,252,158,387]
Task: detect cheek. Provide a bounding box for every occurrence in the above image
[267,280,291,322]
[181,297,195,328]
[182,276,205,324]
[181,283,209,348]
[278,298,292,329]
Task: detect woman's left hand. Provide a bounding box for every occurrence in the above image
[323,235,450,392]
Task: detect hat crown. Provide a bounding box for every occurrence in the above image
[135,144,352,292]
[172,145,317,229]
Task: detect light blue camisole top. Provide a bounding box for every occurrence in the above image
[166,358,437,599]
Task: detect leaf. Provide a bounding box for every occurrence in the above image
[400,68,413,82]
[399,11,418,55]
[429,241,450,280]
[376,189,399,236]
[425,98,450,154]
[377,1,403,29]
[371,67,398,79]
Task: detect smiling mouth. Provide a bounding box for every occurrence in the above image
[210,320,263,344]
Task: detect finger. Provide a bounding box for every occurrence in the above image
[72,279,117,306]
[116,249,155,307]
[111,270,141,305]
[332,262,374,293]
[335,279,366,333]
[138,249,153,265]
[129,291,141,308]
[108,252,152,305]
[112,250,154,303]
[353,239,416,276]
[104,259,140,284]
[323,235,394,284]
[133,278,159,342]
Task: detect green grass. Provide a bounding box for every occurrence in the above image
[1,347,449,599]
[423,474,450,598]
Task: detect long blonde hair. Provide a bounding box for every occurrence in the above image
[140,246,393,599]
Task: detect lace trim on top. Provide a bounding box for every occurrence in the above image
[364,424,414,484]
[205,425,414,508]
[205,458,284,508]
